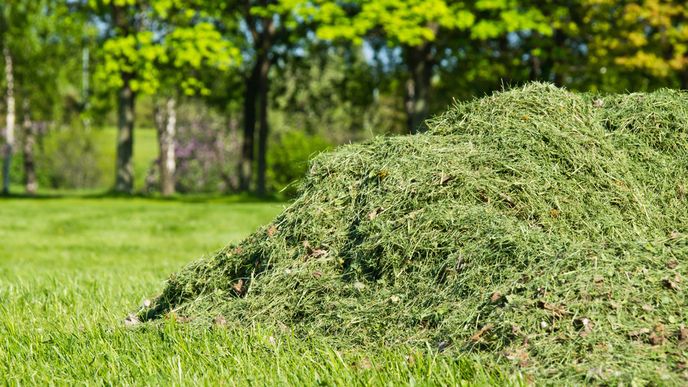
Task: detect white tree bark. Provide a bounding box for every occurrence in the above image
[155,97,176,196]
[2,47,15,195]
[162,97,176,195]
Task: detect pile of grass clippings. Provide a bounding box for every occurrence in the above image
[140,83,687,383]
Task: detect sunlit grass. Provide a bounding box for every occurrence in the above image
[0,197,507,385]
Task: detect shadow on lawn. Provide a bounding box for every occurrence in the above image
[0,190,286,204]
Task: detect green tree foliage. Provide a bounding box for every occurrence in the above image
[88,0,240,193]
[297,0,552,132]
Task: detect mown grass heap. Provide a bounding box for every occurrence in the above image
[141,83,688,383]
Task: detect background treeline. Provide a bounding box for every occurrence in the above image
[1,0,686,197]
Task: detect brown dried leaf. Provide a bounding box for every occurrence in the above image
[490,292,502,303]
[267,225,278,237]
[214,315,227,326]
[628,328,651,339]
[538,301,568,318]
[124,314,140,327]
[549,208,560,218]
[663,276,681,291]
[357,358,373,370]
[470,324,494,342]
[574,317,594,337]
[505,348,529,367]
[667,260,679,269]
[499,193,515,207]
[311,248,328,258]
[438,173,453,186]
[232,279,245,295]
[678,324,688,343]
[650,323,666,345]
[312,271,322,279]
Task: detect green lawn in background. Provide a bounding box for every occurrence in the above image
[0,197,508,385]
[92,127,159,190]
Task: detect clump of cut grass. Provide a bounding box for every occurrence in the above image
[141,83,688,384]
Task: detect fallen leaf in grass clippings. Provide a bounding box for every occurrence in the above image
[368,207,382,220]
[267,225,278,237]
[663,275,681,291]
[438,173,453,186]
[628,328,651,339]
[490,291,502,303]
[233,279,245,296]
[310,248,328,258]
[124,314,140,327]
[312,271,322,279]
[642,304,654,312]
[549,208,560,218]
[357,358,373,370]
[678,324,688,344]
[505,349,530,367]
[470,324,494,343]
[167,312,192,323]
[538,301,568,318]
[574,317,594,337]
[650,324,666,346]
[667,260,679,269]
[214,315,227,326]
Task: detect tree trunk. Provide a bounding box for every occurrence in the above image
[404,44,433,134]
[115,73,135,193]
[22,102,37,195]
[255,50,270,196]
[155,97,176,196]
[2,47,15,195]
[223,114,240,192]
[240,63,258,192]
[680,68,688,90]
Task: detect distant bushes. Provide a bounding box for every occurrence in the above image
[267,131,331,197]
[7,126,106,190]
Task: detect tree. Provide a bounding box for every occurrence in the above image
[1,0,79,195]
[582,0,688,90]
[302,0,552,133]
[90,0,238,194]
[154,21,240,196]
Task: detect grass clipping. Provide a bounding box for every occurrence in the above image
[142,83,688,383]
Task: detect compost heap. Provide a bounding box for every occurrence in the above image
[141,83,688,383]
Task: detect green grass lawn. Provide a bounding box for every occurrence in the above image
[0,197,509,385]
[92,127,159,190]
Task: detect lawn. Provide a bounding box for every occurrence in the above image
[0,197,509,385]
[92,127,159,190]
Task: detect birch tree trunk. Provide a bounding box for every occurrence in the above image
[2,47,15,195]
[159,97,176,196]
[22,105,37,195]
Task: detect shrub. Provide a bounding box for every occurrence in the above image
[36,126,104,189]
[267,131,331,197]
